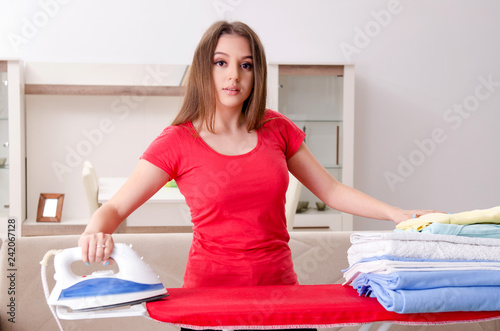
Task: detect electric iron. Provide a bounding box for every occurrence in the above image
[41,243,168,322]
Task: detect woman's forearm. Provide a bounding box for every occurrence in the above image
[325,183,442,224]
[83,202,126,235]
[325,182,404,222]
[83,159,170,235]
[288,143,441,225]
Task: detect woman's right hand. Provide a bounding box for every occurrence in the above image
[78,232,114,265]
[77,160,169,265]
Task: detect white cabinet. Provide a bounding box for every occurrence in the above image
[14,62,354,235]
[268,64,354,231]
[0,59,26,236]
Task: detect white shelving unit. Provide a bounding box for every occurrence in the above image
[0,59,26,238]
[7,61,353,236]
[21,62,190,236]
[267,64,355,231]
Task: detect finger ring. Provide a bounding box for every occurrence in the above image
[97,245,106,248]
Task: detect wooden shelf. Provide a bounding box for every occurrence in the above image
[24,63,191,96]
[22,218,192,236]
[25,84,187,96]
[279,65,344,76]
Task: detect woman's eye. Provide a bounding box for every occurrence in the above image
[214,60,226,66]
[241,63,253,70]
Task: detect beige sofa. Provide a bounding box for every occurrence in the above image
[1,232,499,331]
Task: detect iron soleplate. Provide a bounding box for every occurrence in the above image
[73,293,169,312]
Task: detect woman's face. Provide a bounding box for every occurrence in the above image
[212,34,254,113]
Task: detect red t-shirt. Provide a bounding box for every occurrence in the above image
[141,109,305,287]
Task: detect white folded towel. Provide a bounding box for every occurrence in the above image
[350,231,500,246]
[347,233,500,265]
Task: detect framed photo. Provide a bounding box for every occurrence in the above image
[36,193,65,222]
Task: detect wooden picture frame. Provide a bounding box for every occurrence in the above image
[36,193,64,222]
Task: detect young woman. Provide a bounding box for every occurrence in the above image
[79,21,437,288]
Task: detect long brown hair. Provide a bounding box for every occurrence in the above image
[171,21,268,132]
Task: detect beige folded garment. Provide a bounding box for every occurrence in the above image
[396,206,500,231]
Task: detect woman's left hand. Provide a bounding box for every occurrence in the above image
[392,209,446,225]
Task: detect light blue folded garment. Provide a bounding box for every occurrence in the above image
[370,283,500,313]
[421,223,500,238]
[352,270,500,313]
[395,223,500,238]
[352,270,500,294]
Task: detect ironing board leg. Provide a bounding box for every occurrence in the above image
[377,323,392,331]
[358,323,392,331]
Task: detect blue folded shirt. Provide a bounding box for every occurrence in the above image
[423,223,500,238]
[372,284,500,313]
[396,223,500,238]
[352,270,500,313]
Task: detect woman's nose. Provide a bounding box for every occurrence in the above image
[227,64,240,81]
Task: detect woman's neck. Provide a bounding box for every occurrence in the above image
[192,109,257,156]
[195,108,247,135]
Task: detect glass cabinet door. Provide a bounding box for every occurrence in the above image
[278,69,344,205]
[279,74,343,121]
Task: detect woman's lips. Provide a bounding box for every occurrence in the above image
[223,87,240,95]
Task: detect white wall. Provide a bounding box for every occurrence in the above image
[1,0,499,229]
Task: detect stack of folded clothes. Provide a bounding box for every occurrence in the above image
[396,205,500,238]
[343,206,500,314]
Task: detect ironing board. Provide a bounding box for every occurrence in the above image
[146,284,500,330]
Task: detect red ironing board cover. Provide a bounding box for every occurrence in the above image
[146,284,500,329]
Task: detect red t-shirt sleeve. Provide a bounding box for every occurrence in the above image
[263,109,306,160]
[140,125,185,179]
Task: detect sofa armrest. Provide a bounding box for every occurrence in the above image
[0,233,191,331]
